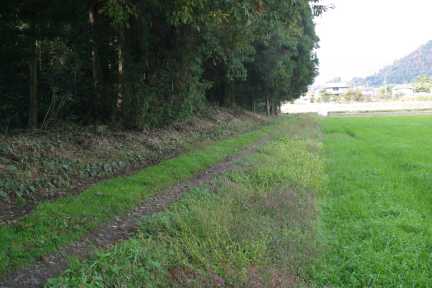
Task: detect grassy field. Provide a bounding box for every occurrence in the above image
[315,116,432,286]
[46,116,323,287]
[5,115,432,287]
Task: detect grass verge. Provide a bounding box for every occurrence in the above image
[314,116,432,286]
[46,115,323,287]
[0,118,277,277]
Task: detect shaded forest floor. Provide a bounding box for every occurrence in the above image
[0,107,267,224]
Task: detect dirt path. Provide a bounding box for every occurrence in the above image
[0,138,267,288]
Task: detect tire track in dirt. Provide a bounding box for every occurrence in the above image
[0,137,269,288]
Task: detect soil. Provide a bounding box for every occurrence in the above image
[0,138,267,288]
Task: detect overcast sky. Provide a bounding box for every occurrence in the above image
[315,0,432,85]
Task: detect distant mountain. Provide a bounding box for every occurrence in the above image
[354,41,432,87]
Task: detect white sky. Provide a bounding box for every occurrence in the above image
[315,0,432,85]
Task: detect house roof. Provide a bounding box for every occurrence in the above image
[325,82,350,89]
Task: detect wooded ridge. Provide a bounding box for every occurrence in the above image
[353,40,432,86]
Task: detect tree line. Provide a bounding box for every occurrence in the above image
[0,0,325,130]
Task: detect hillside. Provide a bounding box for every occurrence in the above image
[356,40,432,86]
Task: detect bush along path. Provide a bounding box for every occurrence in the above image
[45,115,323,287]
[0,116,303,287]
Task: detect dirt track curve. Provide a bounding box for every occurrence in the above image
[0,137,268,288]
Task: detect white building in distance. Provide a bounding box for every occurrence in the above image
[323,82,351,96]
[393,84,414,97]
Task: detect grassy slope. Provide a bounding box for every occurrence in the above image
[315,116,432,286]
[46,116,323,287]
[0,119,274,277]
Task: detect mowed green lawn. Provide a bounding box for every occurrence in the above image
[315,116,432,286]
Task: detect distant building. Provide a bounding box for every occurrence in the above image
[323,82,351,96]
[393,84,414,97]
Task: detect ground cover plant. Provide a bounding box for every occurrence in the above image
[0,108,265,220]
[46,115,323,287]
[314,115,432,286]
[0,115,277,277]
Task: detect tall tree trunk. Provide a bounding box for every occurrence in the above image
[270,102,276,115]
[265,94,271,116]
[88,2,102,120]
[224,82,235,107]
[249,91,255,112]
[274,103,280,115]
[28,39,39,129]
[115,32,124,121]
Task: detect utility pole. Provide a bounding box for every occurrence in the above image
[384,72,388,98]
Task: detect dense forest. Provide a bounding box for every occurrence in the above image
[354,40,432,87]
[0,0,325,131]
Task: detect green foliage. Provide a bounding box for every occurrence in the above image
[319,90,332,102]
[414,75,432,93]
[102,0,137,28]
[222,0,319,114]
[379,85,393,98]
[0,0,324,130]
[342,89,367,102]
